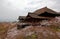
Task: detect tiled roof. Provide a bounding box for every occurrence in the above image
[33,7,59,15]
[18,7,60,20]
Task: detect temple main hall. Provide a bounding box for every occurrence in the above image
[18,7,60,27]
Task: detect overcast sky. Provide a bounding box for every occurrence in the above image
[0,0,60,22]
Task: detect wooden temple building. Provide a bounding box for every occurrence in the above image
[18,7,60,28]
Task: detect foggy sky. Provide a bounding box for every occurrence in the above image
[0,0,60,22]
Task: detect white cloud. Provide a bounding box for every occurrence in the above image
[0,0,60,22]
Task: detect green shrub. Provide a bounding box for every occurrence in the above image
[25,33,37,39]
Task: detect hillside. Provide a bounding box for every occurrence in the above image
[0,22,60,39]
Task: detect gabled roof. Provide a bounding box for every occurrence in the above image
[18,7,60,20]
[33,7,58,15]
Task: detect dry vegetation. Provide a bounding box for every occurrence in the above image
[0,22,60,39]
[16,26,60,39]
[0,22,17,39]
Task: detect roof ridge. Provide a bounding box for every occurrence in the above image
[33,7,58,14]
